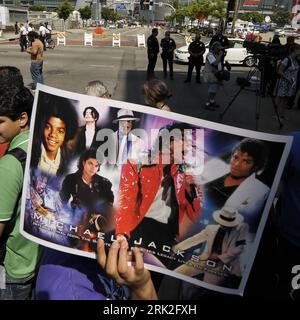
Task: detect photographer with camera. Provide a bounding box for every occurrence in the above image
[203,42,228,109]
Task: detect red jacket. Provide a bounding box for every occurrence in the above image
[115,161,202,238]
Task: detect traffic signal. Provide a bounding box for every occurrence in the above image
[227,0,235,12]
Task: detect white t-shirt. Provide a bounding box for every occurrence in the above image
[20,26,27,36]
[39,25,49,36]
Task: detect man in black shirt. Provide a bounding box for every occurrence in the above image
[209,28,229,66]
[209,28,229,49]
[160,31,176,80]
[184,32,205,83]
[147,28,159,80]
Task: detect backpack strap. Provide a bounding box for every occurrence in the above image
[0,147,27,265]
[6,147,27,173]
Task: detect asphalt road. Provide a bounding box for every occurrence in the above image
[0,30,299,135]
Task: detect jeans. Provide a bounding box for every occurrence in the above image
[0,270,35,300]
[30,60,44,90]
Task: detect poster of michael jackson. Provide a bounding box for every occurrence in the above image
[20,84,292,296]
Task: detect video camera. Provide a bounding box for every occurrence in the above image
[243,40,287,59]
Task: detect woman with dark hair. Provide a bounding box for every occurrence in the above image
[74,106,101,155]
[60,148,114,236]
[143,79,172,111]
[31,91,78,176]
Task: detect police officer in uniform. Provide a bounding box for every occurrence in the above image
[184,32,205,83]
[160,31,176,80]
[209,28,229,66]
[147,28,159,80]
[209,28,229,49]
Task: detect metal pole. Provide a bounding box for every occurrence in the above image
[231,0,240,35]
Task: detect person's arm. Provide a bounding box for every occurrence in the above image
[223,36,229,49]
[277,58,290,81]
[0,223,5,238]
[171,39,176,51]
[59,175,72,204]
[198,44,206,56]
[188,43,194,57]
[182,174,202,221]
[218,223,249,265]
[160,38,163,49]
[26,41,38,55]
[97,239,157,300]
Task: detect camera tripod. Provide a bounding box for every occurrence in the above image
[219,61,283,130]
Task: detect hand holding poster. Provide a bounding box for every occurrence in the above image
[20,84,292,297]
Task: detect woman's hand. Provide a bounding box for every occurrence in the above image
[97,239,158,300]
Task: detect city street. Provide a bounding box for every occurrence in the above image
[1,28,299,134]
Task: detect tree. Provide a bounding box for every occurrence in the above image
[101,8,120,23]
[189,0,226,21]
[165,0,227,26]
[28,4,47,12]
[165,7,189,25]
[56,1,73,21]
[240,12,264,23]
[78,6,91,22]
[271,10,291,26]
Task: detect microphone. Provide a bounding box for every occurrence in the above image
[190,184,198,199]
[183,160,198,199]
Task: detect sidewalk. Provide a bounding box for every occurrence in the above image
[0,30,19,42]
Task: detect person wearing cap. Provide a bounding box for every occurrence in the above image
[173,205,249,288]
[110,109,144,165]
[160,31,176,80]
[184,32,205,84]
[202,41,225,109]
[159,138,270,299]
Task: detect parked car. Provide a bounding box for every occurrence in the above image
[277,27,300,38]
[91,20,104,27]
[174,38,256,67]
[188,26,214,37]
[169,26,177,33]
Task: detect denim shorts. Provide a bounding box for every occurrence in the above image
[208,83,219,93]
[0,270,35,300]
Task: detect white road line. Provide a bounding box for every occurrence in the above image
[88,64,115,67]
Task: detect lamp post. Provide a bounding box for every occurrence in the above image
[158,2,176,26]
[231,0,240,35]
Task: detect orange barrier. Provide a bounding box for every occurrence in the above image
[55,32,66,37]
[95,27,104,35]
